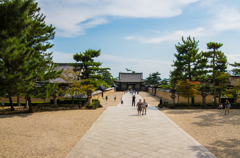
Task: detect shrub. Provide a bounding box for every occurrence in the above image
[2,102,50,106]
[158,85,171,89]
[165,103,219,109]
[50,98,87,105]
[86,103,96,109]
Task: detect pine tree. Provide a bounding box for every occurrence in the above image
[172,36,205,105]
[71,49,109,105]
[202,42,227,105]
[146,72,161,85]
[0,0,62,112]
[215,72,230,104]
[0,0,37,110]
[230,62,240,75]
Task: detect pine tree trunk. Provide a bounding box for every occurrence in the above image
[201,94,206,108]
[72,96,74,105]
[213,49,217,106]
[191,97,194,106]
[28,97,33,113]
[178,93,179,103]
[9,96,15,111]
[219,92,221,104]
[25,97,28,108]
[17,96,20,106]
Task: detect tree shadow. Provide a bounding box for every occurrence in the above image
[162,109,204,114]
[205,139,240,158]
[0,112,33,118]
[192,110,240,126]
[128,114,142,116]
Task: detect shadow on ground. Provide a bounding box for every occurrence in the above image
[206,139,240,158]
[0,112,33,118]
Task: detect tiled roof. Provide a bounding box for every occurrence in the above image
[229,76,240,86]
[96,85,107,91]
[50,63,74,83]
[111,83,118,87]
[115,73,145,82]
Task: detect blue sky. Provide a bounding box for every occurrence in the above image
[37,0,240,79]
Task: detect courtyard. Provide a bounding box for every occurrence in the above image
[1,92,239,157]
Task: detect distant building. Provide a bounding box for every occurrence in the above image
[229,75,240,86]
[114,73,146,91]
[49,63,73,85]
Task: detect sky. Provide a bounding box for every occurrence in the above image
[37,0,240,79]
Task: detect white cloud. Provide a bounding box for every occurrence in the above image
[212,8,240,32]
[38,0,199,37]
[52,52,75,63]
[125,27,207,43]
[97,54,173,78]
[226,54,240,64]
[52,52,173,78]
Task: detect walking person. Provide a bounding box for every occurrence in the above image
[114,95,116,101]
[142,99,148,115]
[106,96,108,102]
[225,99,231,115]
[158,97,164,108]
[136,99,143,115]
[132,95,136,106]
[121,98,123,104]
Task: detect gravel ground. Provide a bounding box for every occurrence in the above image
[162,109,240,158]
[139,92,240,158]
[0,92,123,158]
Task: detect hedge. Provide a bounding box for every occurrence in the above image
[1,102,51,106]
[164,102,240,109]
[2,98,101,107]
[50,98,87,105]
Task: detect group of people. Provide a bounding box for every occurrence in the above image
[219,99,231,115]
[124,89,139,95]
[132,94,148,115]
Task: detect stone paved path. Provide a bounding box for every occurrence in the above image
[66,93,217,158]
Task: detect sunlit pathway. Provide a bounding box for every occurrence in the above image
[66,92,216,158]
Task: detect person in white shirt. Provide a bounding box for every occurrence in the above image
[142,99,148,115]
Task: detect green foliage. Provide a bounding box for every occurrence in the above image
[230,62,240,75]
[58,66,94,104]
[225,79,240,103]
[0,0,62,112]
[161,78,170,85]
[71,49,109,89]
[146,71,161,85]
[98,69,114,86]
[158,85,171,89]
[87,99,100,109]
[201,42,227,104]
[172,36,206,82]
[125,68,131,72]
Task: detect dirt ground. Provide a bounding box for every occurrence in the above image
[2,91,239,158]
[140,92,240,158]
[0,92,123,158]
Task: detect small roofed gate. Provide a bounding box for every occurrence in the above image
[115,73,146,91]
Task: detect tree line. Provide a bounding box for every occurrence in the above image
[0,0,115,112]
[145,36,240,106]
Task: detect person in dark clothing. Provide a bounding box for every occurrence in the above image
[132,95,136,106]
[159,97,164,108]
[106,96,108,102]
